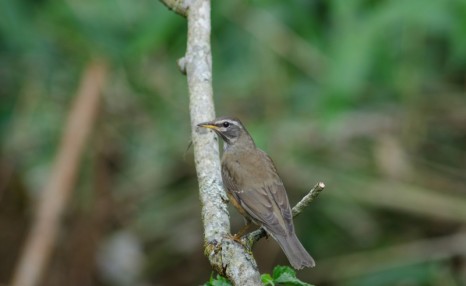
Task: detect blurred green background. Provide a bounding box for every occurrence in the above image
[1,0,466,285]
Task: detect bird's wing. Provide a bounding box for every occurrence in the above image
[222,151,294,236]
[242,182,294,236]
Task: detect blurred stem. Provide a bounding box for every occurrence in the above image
[224,7,327,81]
[63,134,117,286]
[162,0,262,284]
[313,231,466,283]
[10,59,108,286]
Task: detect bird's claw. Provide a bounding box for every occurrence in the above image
[227,233,244,244]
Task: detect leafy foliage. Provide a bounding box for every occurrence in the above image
[204,273,232,286]
[262,266,314,286]
[205,266,313,286]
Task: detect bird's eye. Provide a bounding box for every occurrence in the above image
[222,121,230,128]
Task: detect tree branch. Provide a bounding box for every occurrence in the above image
[242,182,326,248]
[10,59,107,286]
[162,0,262,284]
[161,0,325,284]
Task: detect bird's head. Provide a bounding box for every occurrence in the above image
[197,116,250,146]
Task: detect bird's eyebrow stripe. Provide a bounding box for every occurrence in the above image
[219,120,241,128]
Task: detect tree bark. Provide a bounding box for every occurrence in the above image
[160,0,262,285]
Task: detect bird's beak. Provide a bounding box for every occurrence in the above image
[197,122,218,130]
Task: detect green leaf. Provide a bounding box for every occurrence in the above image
[272,266,314,286]
[204,273,232,286]
[272,265,297,280]
[261,273,275,286]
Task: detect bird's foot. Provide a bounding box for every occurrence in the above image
[227,233,245,244]
[227,223,254,248]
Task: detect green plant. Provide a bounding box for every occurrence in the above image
[204,266,313,286]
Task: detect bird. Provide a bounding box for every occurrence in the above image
[197,116,315,269]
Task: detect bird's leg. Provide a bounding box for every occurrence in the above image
[231,218,253,241]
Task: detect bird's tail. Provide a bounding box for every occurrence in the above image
[275,233,315,269]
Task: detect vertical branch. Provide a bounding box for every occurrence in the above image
[11,59,108,286]
[161,0,262,284]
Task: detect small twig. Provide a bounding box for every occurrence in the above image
[177,57,187,75]
[159,0,192,17]
[242,182,325,247]
[292,181,325,217]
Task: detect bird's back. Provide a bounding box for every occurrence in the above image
[222,146,280,188]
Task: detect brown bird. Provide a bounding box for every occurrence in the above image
[198,116,315,269]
